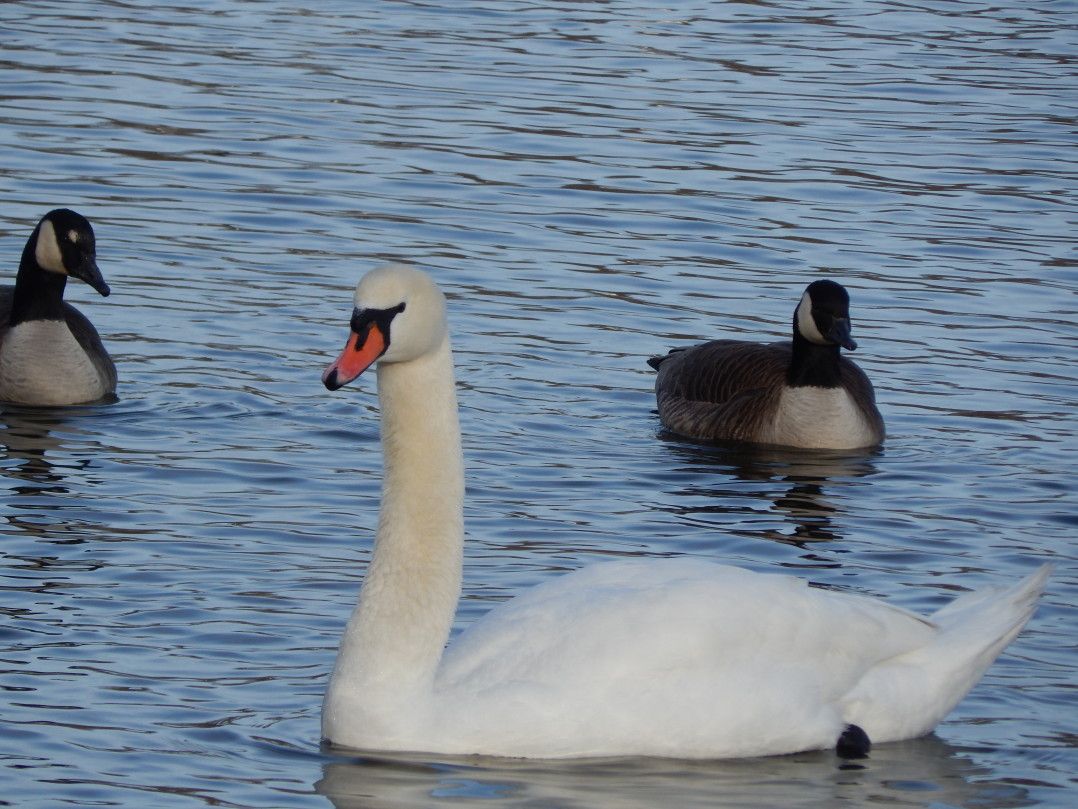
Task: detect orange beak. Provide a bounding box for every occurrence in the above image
[322,322,388,390]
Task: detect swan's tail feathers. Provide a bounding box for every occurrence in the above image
[922,563,1051,719]
[931,563,1050,639]
[846,564,1050,743]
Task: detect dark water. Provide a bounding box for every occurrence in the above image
[1,1,1074,807]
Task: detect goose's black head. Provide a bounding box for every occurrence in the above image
[27,208,110,297]
[793,279,856,351]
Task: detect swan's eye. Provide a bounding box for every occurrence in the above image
[350,302,406,336]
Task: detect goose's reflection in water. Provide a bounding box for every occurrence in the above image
[655,434,882,552]
[0,406,112,546]
[316,734,1032,809]
[0,407,74,490]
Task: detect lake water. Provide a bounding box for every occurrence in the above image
[0,1,1074,806]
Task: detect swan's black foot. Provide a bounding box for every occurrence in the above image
[836,724,871,759]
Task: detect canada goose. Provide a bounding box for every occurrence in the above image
[649,280,883,449]
[317,264,1045,759]
[0,209,116,405]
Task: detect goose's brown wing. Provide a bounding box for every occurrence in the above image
[0,287,13,335]
[650,340,789,441]
[63,302,117,392]
[838,357,885,440]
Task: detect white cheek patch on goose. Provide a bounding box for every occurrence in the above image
[33,219,66,274]
[796,292,829,345]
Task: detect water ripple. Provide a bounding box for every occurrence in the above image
[0,1,1074,807]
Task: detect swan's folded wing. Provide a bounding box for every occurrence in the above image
[431,560,945,757]
[436,559,937,700]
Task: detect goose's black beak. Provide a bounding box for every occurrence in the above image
[829,317,856,351]
[71,255,111,297]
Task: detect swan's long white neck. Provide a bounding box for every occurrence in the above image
[323,334,463,734]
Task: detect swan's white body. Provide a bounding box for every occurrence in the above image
[321,264,1048,759]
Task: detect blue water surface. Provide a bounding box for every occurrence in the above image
[0,1,1074,807]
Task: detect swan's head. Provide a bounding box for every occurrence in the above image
[31,208,110,297]
[323,263,448,390]
[794,279,856,351]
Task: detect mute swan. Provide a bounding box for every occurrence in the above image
[0,208,116,405]
[320,263,1046,759]
[648,280,884,449]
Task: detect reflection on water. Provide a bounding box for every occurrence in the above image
[317,735,1033,809]
[656,436,882,548]
[0,0,1074,807]
[1,409,79,487]
[0,408,118,551]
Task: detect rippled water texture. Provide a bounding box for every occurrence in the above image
[1,1,1075,807]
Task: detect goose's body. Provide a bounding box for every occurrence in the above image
[320,264,1046,759]
[0,209,115,405]
[649,281,884,449]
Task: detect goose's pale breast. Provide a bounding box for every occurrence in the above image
[764,386,879,449]
[0,320,110,405]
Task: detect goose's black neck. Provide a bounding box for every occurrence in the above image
[10,228,69,326]
[787,315,843,388]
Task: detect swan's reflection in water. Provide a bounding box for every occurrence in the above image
[316,735,1032,809]
[656,434,882,551]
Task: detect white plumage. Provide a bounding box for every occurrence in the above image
[319,264,1047,759]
